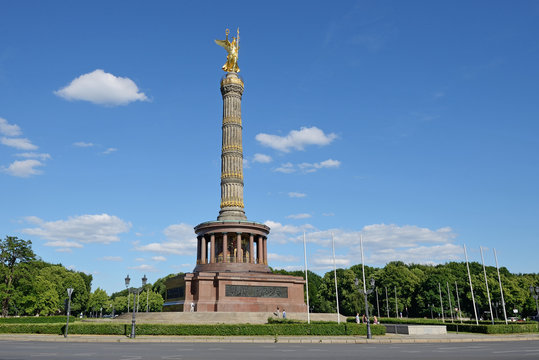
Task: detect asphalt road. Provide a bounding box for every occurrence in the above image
[0,341,538,360]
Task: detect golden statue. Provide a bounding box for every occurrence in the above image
[215,28,240,73]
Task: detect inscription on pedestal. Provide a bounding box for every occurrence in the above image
[225,285,288,298]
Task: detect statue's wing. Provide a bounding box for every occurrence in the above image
[214,39,231,51]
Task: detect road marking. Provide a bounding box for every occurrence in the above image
[161,356,183,359]
[493,349,539,354]
[30,353,58,357]
[120,356,142,360]
[72,353,96,357]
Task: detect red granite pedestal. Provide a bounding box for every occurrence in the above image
[183,271,306,312]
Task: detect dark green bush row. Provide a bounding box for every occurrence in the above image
[0,324,64,334]
[0,322,386,336]
[347,317,443,325]
[353,317,529,326]
[345,317,539,334]
[446,323,539,334]
[0,316,79,324]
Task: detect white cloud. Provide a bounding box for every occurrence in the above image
[128,264,158,272]
[288,192,306,198]
[22,214,131,245]
[152,256,167,262]
[267,221,461,266]
[55,69,148,106]
[268,253,300,263]
[298,159,341,173]
[135,258,145,262]
[287,213,312,219]
[55,248,73,253]
[135,223,196,255]
[253,153,272,163]
[256,126,337,152]
[101,256,123,262]
[44,240,83,248]
[73,142,94,147]
[264,220,314,244]
[275,162,295,173]
[311,255,351,269]
[102,147,117,155]
[16,152,51,160]
[3,159,44,177]
[0,118,22,136]
[1,137,38,150]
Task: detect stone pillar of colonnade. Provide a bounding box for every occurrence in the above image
[249,234,254,263]
[210,234,215,263]
[223,233,228,263]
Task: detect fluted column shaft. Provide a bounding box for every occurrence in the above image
[218,73,247,221]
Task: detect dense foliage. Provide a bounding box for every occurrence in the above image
[272,261,539,319]
[0,236,163,317]
[0,322,386,336]
[2,236,538,321]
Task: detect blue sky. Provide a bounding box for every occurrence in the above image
[1,1,538,295]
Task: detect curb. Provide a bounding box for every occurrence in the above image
[0,334,538,344]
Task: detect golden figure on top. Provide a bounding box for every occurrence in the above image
[215,28,240,73]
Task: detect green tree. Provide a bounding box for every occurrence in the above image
[87,288,109,316]
[138,289,164,312]
[0,236,35,317]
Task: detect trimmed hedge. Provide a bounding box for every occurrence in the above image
[0,316,78,324]
[0,322,386,336]
[0,324,64,334]
[446,323,539,334]
[346,317,539,334]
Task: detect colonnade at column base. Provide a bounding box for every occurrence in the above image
[194,220,270,269]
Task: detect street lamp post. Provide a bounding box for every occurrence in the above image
[125,274,130,313]
[355,277,375,339]
[125,274,147,338]
[385,287,390,318]
[64,288,73,338]
[530,286,539,318]
[492,301,500,320]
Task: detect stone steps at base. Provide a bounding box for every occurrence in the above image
[112,312,347,325]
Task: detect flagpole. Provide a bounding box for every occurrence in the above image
[303,232,310,324]
[493,248,508,324]
[464,244,479,325]
[480,246,494,325]
[331,232,340,324]
[455,281,463,323]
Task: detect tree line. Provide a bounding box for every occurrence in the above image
[2,236,538,318]
[0,236,163,317]
[274,261,539,318]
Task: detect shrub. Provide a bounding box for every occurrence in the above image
[0,322,386,336]
[446,323,539,334]
[0,316,78,324]
[0,324,63,334]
